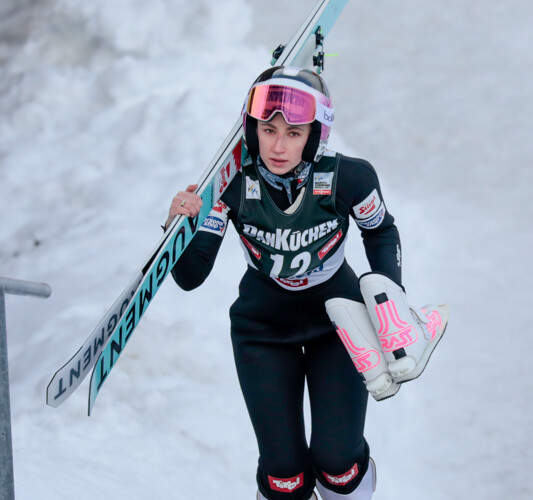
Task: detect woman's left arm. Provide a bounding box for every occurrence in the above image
[337,157,402,285]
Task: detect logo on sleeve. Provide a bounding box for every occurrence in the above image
[354,189,386,229]
[199,200,229,236]
[212,200,229,214]
[200,215,226,234]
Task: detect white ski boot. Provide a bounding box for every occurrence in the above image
[316,458,376,499]
[257,491,317,499]
[359,273,449,383]
[325,298,399,401]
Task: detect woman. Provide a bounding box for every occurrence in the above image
[165,66,448,500]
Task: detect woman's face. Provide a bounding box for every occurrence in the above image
[257,113,311,175]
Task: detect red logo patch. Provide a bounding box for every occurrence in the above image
[268,473,304,492]
[318,229,343,260]
[275,277,309,288]
[323,463,359,486]
[358,196,377,217]
[240,235,261,260]
[212,200,228,213]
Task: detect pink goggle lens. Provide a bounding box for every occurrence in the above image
[247,84,317,125]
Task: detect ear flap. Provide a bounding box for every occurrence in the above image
[301,121,322,163]
[244,115,259,161]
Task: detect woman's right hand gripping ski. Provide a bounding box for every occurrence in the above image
[165,184,203,228]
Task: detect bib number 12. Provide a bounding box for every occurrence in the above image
[269,251,312,278]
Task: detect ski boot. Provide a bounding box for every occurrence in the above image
[325,298,399,401]
[359,272,449,383]
[316,458,376,499]
[257,491,317,499]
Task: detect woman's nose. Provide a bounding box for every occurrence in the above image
[272,134,286,153]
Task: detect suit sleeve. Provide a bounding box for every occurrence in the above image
[336,156,402,286]
[169,172,242,291]
[169,203,228,290]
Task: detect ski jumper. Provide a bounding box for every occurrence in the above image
[171,151,401,499]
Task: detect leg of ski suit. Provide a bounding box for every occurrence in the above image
[230,264,371,500]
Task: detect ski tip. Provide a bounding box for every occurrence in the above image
[45,377,61,408]
[45,394,55,408]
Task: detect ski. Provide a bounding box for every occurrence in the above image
[46,125,244,409]
[45,0,350,414]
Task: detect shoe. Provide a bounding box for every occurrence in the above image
[257,490,317,499]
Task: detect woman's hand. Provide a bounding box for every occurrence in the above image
[165,184,203,229]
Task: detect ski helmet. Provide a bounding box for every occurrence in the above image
[242,66,334,163]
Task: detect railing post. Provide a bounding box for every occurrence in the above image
[0,277,52,500]
[0,287,14,500]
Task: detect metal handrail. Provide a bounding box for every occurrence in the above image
[0,277,52,298]
[0,276,52,500]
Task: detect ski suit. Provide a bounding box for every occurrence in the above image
[171,151,401,499]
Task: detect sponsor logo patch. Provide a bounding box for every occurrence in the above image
[275,276,309,288]
[199,200,229,236]
[246,176,261,200]
[355,189,381,219]
[323,463,359,486]
[318,229,343,260]
[212,200,229,214]
[356,205,386,229]
[242,220,340,252]
[313,172,334,195]
[268,473,304,492]
[240,235,261,260]
[200,215,225,234]
[396,244,402,268]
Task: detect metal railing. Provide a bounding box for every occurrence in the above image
[0,277,52,500]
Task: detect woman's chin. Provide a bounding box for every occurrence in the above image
[264,160,297,175]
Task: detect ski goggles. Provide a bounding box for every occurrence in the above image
[246,84,334,127]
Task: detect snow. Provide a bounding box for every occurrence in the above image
[1,0,531,498]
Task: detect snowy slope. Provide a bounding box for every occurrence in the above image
[1,1,531,499]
